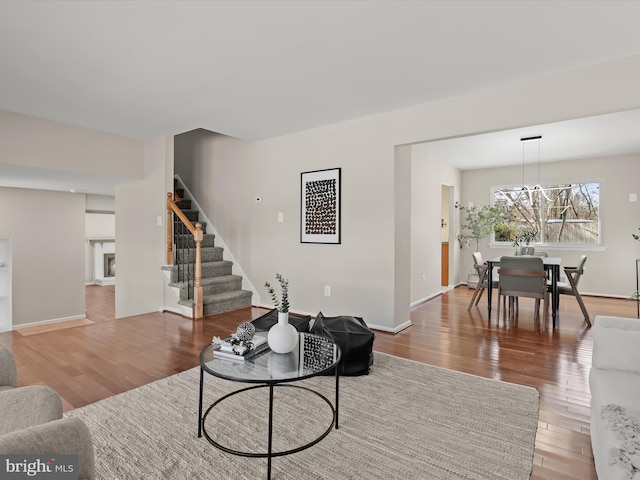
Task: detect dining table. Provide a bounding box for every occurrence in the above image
[486,256,562,328]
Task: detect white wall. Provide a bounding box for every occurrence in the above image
[410,150,461,304]
[459,153,640,297]
[0,187,85,327]
[0,113,144,328]
[174,129,220,191]
[0,110,143,178]
[179,55,640,331]
[115,135,173,319]
[86,194,115,212]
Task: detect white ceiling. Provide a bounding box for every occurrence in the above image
[413,108,640,170]
[1,1,640,193]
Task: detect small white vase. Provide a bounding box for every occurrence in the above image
[267,311,299,354]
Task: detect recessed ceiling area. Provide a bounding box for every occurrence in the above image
[0,164,137,197]
[412,109,640,170]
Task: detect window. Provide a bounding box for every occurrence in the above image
[492,182,600,246]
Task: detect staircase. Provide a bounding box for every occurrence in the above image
[168,185,252,317]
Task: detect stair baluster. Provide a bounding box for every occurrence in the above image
[166,193,203,320]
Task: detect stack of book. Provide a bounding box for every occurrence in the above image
[213,334,269,361]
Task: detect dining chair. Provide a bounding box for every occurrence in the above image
[496,256,548,326]
[549,255,590,327]
[467,252,499,311]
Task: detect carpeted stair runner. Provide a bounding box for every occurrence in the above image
[169,185,252,316]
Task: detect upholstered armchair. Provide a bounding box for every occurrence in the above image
[0,347,95,480]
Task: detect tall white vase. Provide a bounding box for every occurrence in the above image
[267,311,299,354]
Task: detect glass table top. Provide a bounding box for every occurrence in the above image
[200,332,341,383]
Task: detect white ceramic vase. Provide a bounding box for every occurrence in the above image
[267,311,299,354]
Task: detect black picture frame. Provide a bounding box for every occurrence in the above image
[300,168,341,244]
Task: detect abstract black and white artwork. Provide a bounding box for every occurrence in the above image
[300,168,341,244]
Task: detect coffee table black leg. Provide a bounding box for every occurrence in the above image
[198,367,204,438]
[335,367,340,429]
[267,383,274,480]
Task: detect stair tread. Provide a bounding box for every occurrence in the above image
[202,290,252,301]
[174,233,214,237]
[169,274,241,287]
[178,289,251,306]
[173,260,231,267]
[173,219,206,224]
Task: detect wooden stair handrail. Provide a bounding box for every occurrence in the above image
[166,192,203,320]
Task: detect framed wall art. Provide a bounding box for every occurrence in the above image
[300,168,341,244]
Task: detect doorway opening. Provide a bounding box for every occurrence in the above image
[441,185,453,287]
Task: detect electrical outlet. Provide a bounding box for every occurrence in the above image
[277,212,284,223]
[324,285,331,296]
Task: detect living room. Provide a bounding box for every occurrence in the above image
[2,2,640,479]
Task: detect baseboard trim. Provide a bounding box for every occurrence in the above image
[255,303,411,333]
[254,303,317,318]
[410,291,443,308]
[12,314,87,331]
[368,320,413,334]
[162,305,193,318]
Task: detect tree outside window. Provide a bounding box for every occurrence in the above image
[492,182,600,245]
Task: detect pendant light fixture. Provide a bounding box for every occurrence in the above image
[520,135,551,202]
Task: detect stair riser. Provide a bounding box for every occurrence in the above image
[177,278,242,300]
[175,248,223,263]
[203,278,242,296]
[170,262,232,282]
[174,223,207,235]
[174,220,207,232]
[174,210,199,222]
[174,234,215,248]
[203,293,252,316]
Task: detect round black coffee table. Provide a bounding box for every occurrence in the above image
[198,332,341,480]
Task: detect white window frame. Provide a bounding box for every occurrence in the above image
[490,179,604,251]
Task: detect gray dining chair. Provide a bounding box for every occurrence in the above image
[496,256,548,326]
[467,252,499,311]
[549,255,590,327]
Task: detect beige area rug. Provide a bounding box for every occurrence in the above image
[66,353,539,479]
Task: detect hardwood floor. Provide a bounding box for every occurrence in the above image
[85,284,115,323]
[2,285,637,479]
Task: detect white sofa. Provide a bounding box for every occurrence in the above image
[590,315,640,480]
